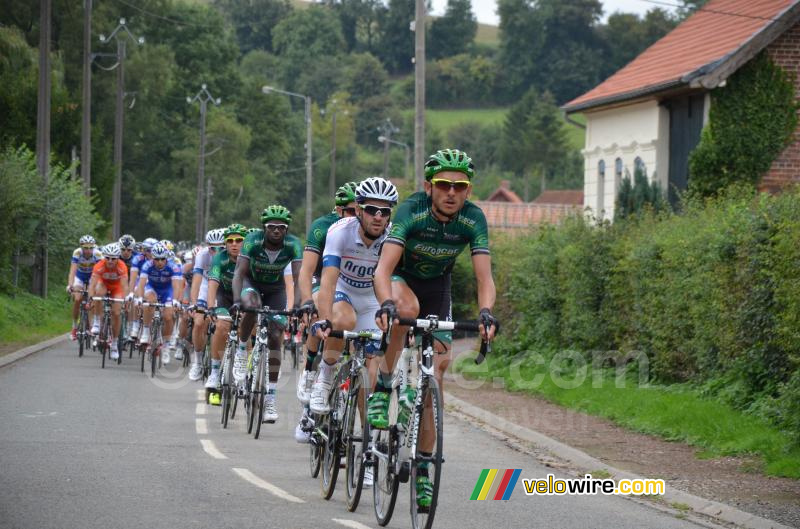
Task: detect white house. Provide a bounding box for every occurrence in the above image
[563,0,800,220]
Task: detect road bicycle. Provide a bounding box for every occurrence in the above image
[239,306,294,439]
[371,316,488,529]
[72,288,92,358]
[317,329,378,511]
[282,315,303,371]
[215,309,241,428]
[92,295,125,369]
[140,302,167,378]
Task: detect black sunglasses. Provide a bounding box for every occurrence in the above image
[360,204,392,217]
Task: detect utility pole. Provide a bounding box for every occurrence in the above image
[413,0,426,191]
[377,118,398,180]
[379,135,411,181]
[81,0,92,197]
[187,85,221,241]
[99,19,143,240]
[34,0,52,297]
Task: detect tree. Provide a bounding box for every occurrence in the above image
[325,0,384,53]
[600,9,676,79]
[501,89,569,200]
[214,0,292,54]
[428,0,478,60]
[273,6,346,89]
[342,52,388,105]
[376,0,415,73]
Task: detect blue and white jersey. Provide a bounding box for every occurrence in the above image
[130,252,150,272]
[192,247,213,281]
[321,217,388,293]
[121,251,140,275]
[140,258,181,290]
[71,247,103,282]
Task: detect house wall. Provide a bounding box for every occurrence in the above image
[582,100,668,220]
[764,21,800,190]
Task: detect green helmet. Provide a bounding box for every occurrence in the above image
[225,223,247,238]
[247,227,260,234]
[260,204,292,225]
[335,181,358,207]
[424,148,475,181]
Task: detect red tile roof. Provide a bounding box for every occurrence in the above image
[564,0,799,112]
[532,190,584,206]
[475,201,579,229]
[485,180,524,203]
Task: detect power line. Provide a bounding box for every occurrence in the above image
[111,0,220,28]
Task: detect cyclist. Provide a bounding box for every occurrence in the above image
[128,237,157,339]
[177,248,197,362]
[135,242,183,357]
[118,234,138,337]
[203,223,247,387]
[372,149,499,510]
[296,182,359,405]
[189,229,225,371]
[231,205,303,424]
[67,235,103,340]
[308,177,397,453]
[87,243,129,360]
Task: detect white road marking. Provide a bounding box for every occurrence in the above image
[196,389,205,400]
[332,519,373,529]
[195,403,206,415]
[195,418,208,435]
[232,468,305,504]
[200,439,227,459]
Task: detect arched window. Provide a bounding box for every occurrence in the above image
[597,160,606,217]
[634,156,646,177]
[615,158,623,182]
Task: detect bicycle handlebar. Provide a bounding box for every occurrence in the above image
[395,317,480,332]
[239,307,295,316]
[141,302,168,308]
[91,296,126,303]
[328,329,383,341]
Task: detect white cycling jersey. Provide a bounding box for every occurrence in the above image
[321,216,389,331]
[193,248,214,305]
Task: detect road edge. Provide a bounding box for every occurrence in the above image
[444,391,793,529]
[0,333,69,369]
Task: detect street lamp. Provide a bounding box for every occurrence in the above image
[377,118,399,181]
[262,85,313,233]
[378,135,411,181]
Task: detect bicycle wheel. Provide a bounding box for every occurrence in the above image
[320,407,340,500]
[100,325,107,369]
[140,341,146,372]
[345,366,371,512]
[291,342,298,370]
[78,307,88,358]
[253,347,267,439]
[150,324,161,378]
[410,377,443,529]
[373,424,400,526]
[221,342,235,429]
[309,411,322,478]
[117,313,126,364]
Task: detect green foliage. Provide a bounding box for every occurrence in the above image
[0,290,72,349]
[428,0,478,60]
[689,52,799,196]
[491,187,800,447]
[375,0,415,73]
[0,147,100,293]
[214,0,292,54]
[614,166,666,220]
[426,54,498,107]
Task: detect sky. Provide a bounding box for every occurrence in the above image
[429,0,680,26]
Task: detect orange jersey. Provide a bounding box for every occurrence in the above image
[92,259,128,286]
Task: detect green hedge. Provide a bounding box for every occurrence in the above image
[492,185,800,444]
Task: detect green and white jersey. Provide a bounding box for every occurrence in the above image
[385,191,490,279]
[240,229,303,284]
[305,212,340,277]
[208,250,237,294]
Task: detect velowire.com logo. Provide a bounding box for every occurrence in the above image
[470,469,522,501]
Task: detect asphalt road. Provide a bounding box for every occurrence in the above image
[0,341,711,529]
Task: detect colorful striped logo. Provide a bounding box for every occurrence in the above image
[470,469,522,500]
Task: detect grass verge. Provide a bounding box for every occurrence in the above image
[0,290,71,355]
[454,352,800,479]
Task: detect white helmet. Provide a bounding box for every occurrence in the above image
[205,228,225,245]
[182,250,194,263]
[151,243,169,259]
[142,237,158,250]
[102,243,121,258]
[79,235,96,246]
[118,234,135,249]
[356,177,398,205]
